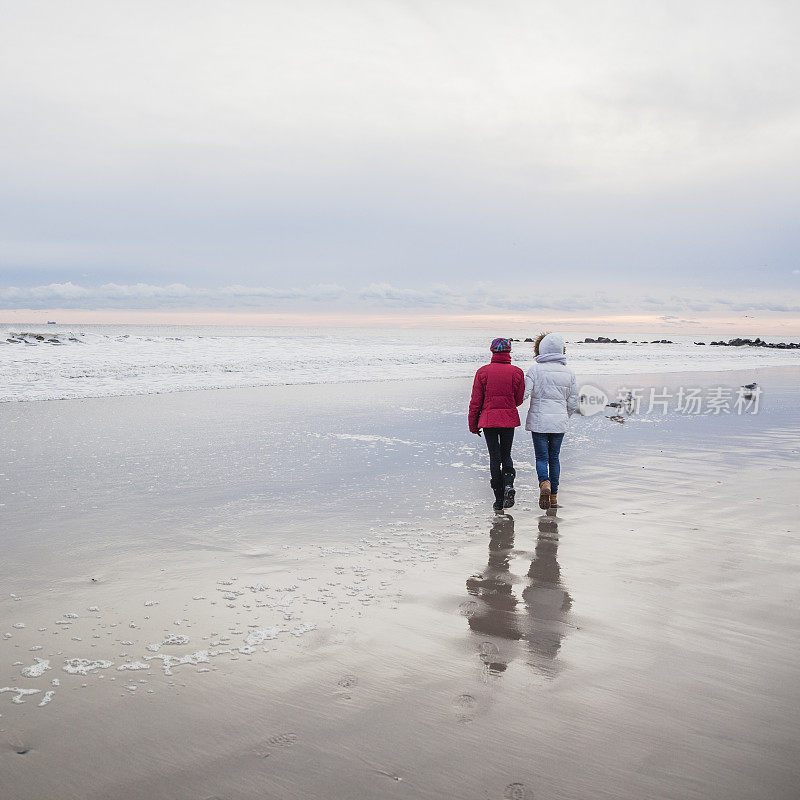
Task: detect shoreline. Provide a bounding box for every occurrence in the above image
[2,363,796,405]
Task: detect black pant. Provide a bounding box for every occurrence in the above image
[483,427,515,488]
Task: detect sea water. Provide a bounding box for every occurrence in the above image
[1,324,797,402]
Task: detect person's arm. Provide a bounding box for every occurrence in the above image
[566,372,579,416]
[514,368,525,406]
[468,370,485,433]
[523,366,535,402]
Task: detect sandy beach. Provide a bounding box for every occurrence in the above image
[2,367,799,800]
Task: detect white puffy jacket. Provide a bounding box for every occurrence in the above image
[524,333,579,434]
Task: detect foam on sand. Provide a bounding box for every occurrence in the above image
[243,626,282,647]
[38,691,56,707]
[161,634,190,645]
[21,658,51,678]
[145,650,212,676]
[63,658,115,675]
[1,686,41,704]
[116,661,150,671]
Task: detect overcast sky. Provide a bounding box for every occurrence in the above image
[1,0,799,326]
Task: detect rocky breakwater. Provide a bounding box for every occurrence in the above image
[707,337,800,349]
[578,337,674,344]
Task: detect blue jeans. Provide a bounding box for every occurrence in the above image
[531,432,565,493]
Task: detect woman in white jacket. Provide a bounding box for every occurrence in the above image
[523,333,579,510]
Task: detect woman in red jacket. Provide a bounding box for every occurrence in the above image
[468,338,526,512]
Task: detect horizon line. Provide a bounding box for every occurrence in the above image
[2,308,800,336]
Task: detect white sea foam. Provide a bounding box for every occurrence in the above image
[1,517,477,718]
[145,649,213,675]
[289,624,317,637]
[331,434,417,445]
[1,686,40,703]
[21,658,51,678]
[63,658,114,675]
[162,634,190,645]
[243,627,282,647]
[2,325,796,402]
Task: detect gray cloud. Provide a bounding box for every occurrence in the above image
[0,1,799,299]
[3,281,800,317]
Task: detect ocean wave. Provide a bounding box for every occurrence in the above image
[1,325,798,402]
[3,331,83,345]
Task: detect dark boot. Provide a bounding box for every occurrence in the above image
[502,468,516,509]
[490,478,504,512]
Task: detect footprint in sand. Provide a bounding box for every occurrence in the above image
[267,732,298,748]
[458,600,479,618]
[337,674,358,689]
[504,782,533,799]
[452,693,478,722]
[478,641,500,664]
[4,738,32,756]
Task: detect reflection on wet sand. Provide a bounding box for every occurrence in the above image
[465,510,572,676]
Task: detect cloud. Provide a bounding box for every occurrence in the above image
[218,284,347,303]
[659,315,700,325]
[3,281,800,319]
[0,0,799,296]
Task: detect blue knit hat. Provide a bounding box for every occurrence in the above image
[490,337,511,353]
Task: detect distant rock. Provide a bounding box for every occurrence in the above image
[709,337,799,348]
[742,382,758,399]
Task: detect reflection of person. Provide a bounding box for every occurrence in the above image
[465,514,520,672]
[464,510,572,677]
[523,333,579,509]
[468,338,525,512]
[520,512,573,673]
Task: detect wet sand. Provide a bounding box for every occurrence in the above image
[2,367,799,799]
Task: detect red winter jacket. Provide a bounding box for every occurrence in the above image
[468,352,525,433]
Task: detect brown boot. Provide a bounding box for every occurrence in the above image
[550,493,558,508]
[539,480,551,510]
